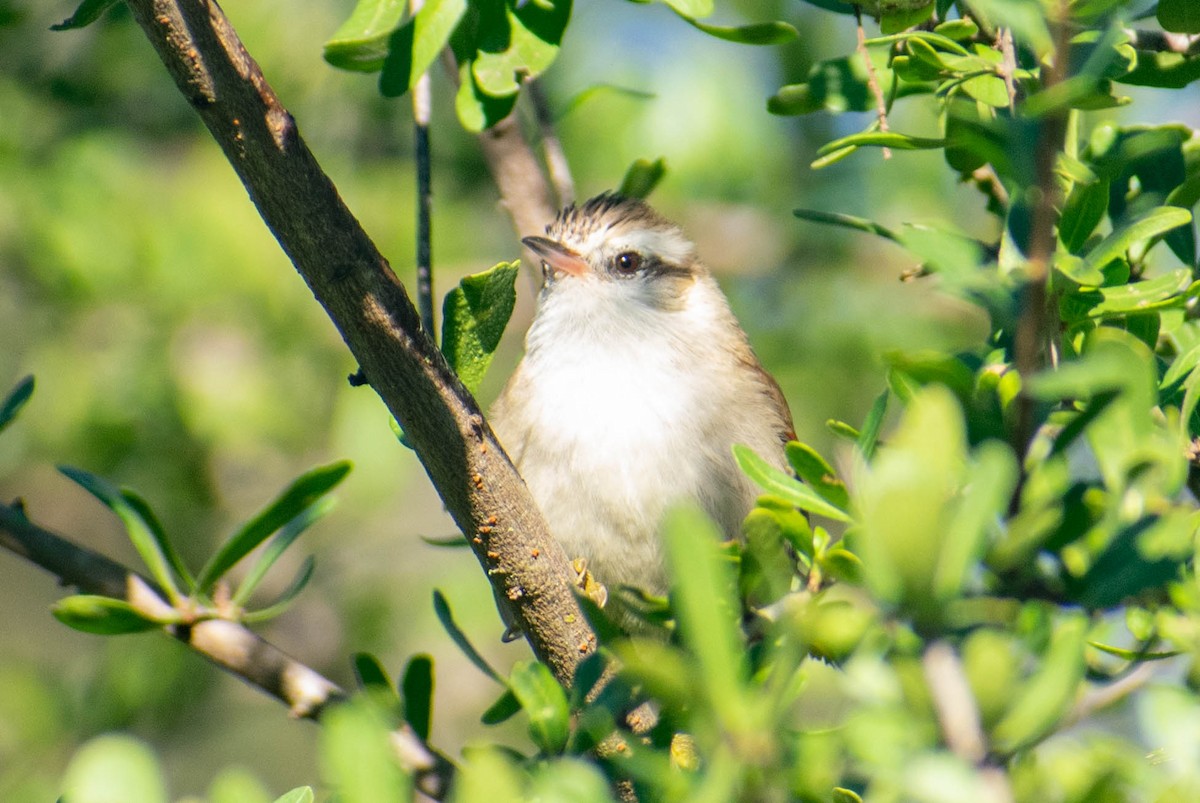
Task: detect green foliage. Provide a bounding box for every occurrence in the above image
[440,261,520,396]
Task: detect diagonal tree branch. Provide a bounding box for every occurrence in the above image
[0,503,455,799]
[114,0,594,686]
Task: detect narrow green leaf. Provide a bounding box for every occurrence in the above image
[197,461,351,591]
[866,29,971,55]
[1083,206,1193,272]
[827,419,861,441]
[617,157,667,200]
[932,19,978,41]
[1088,641,1181,662]
[353,652,402,721]
[432,589,502,682]
[323,0,407,73]
[784,442,850,510]
[50,0,118,30]
[441,261,520,395]
[992,615,1088,753]
[662,0,713,19]
[857,389,889,461]
[661,506,752,733]
[557,84,655,121]
[508,661,570,754]
[934,442,1018,599]
[0,374,34,434]
[232,496,335,607]
[52,595,167,635]
[481,688,522,724]
[378,0,468,95]
[1159,0,1200,34]
[420,533,470,547]
[121,489,195,593]
[1073,269,1194,320]
[817,130,945,156]
[1058,179,1110,254]
[733,445,852,522]
[271,789,315,803]
[793,209,900,242]
[240,555,316,623]
[402,654,435,742]
[675,12,796,45]
[58,467,182,603]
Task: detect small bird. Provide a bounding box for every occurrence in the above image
[490,193,795,606]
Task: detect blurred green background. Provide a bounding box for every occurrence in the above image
[2,0,1193,798]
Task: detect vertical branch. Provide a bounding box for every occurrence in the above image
[412,0,435,337]
[527,79,575,206]
[1012,0,1072,454]
[855,6,892,160]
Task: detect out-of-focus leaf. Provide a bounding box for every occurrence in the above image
[320,698,409,803]
[50,0,118,30]
[793,209,900,242]
[353,652,402,723]
[675,12,796,45]
[785,442,850,509]
[1083,206,1193,272]
[481,688,521,724]
[61,734,168,803]
[1089,641,1180,662]
[240,555,316,623]
[0,374,33,434]
[961,74,1010,107]
[992,615,1088,753]
[52,595,167,635]
[526,759,613,803]
[817,130,945,156]
[432,589,502,682]
[662,0,712,19]
[378,0,467,94]
[324,0,407,73]
[271,789,315,803]
[508,660,570,754]
[402,654,435,741]
[1159,0,1200,34]
[769,55,906,116]
[233,496,334,607]
[733,445,852,522]
[59,467,183,602]
[618,158,667,199]
[196,461,351,591]
[741,508,794,605]
[557,84,655,120]
[933,18,978,41]
[453,748,524,803]
[454,62,518,132]
[1059,179,1110,254]
[857,389,889,461]
[1119,51,1200,89]
[661,505,752,734]
[441,261,519,395]
[1062,269,1195,322]
[935,441,1018,599]
[1068,514,1194,609]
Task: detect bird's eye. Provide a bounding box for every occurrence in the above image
[614,252,641,275]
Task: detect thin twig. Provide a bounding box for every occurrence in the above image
[922,641,987,764]
[0,503,456,798]
[1068,661,1157,725]
[855,6,892,160]
[526,78,574,207]
[414,68,435,337]
[997,28,1018,110]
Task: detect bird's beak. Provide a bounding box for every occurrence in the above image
[522,236,588,278]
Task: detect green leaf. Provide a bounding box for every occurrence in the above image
[432,589,502,682]
[441,261,520,395]
[1083,206,1193,272]
[661,506,752,734]
[378,0,468,94]
[933,18,978,41]
[271,789,315,803]
[1159,0,1200,34]
[402,654,435,742]
[52,595,167,635]
[50,0,119,30]
[323,0,408,73]
[233,496,333,607]
[557,84,655,120]
[785,442,850,510]
[454,63,518,132]
[740,508,794,605]
[733,444,852,522]
[857,389,889,460]
[1088,641,1181,662]
[320,699,410,803]
[827,419,861,441]
[508,660,570,754]
[817,130,945,156]
[467,0,571,98]
[879,1,933,34]
[675,12,796,45]
[792,209,900,243]
[617,157,667,200]
[960,74,1010,108]
[353,652,401,719]
[240,555,316,623]
[480,688,522,724]
[662,0,712,19]
[1059,178,1110,254]
[121,489,195,593]
[1119,51,1200,90]
[196,461,351,592]
[61,734,168,803]
[992,615,1087,753]
[1062,269,1195,322]
[769,54,911,117]
[934,441,1017,599]
[59,467,183,603]
[0,374,33,434]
